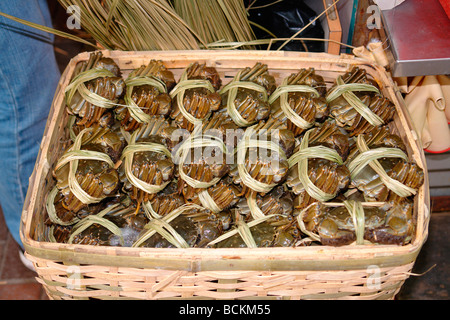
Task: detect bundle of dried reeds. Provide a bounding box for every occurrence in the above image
[58,0,205,50]
[173,0,256,49]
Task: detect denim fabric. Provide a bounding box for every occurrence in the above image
[0,0,60,247]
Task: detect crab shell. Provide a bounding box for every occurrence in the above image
[131,115,182,152]
[286,68,328,97]
[364,199,415,245]
[337,66,380,89]
[49,224,72,243]
[186,62,222,91]
[73,54,122,79]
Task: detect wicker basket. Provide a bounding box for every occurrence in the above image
[21,50,430,300]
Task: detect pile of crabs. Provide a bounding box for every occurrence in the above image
[44,52,424,249]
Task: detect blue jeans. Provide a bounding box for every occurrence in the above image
[0,0,60,247]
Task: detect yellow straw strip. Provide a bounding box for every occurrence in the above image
[198,189,222,213]
[343,200,365,245]
[142,201,163,220]
[247,193,265,220]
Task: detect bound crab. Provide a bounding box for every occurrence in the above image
[66,51,125,128]
[209,202,302,248]
[174,126,230,202]
[229,116,295,199]
[170,62,222,131]
[327,66,396,136]
[286,122,351,209]
[219,62,276,127]
[52,127,121,215]
[297,198,415,246]
[270,68,329,136]
[346,125,406,162]
[118,118,176,211]
[67,198,147,247]
[347,130,424,203]
[235,185,295,226]
[45,186,107,230]
[133,204,231,248]
[183,176,241,214]
[144,181,185,219]
[115,60,176,132]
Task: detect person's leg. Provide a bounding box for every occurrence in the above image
[0,0,60,247]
